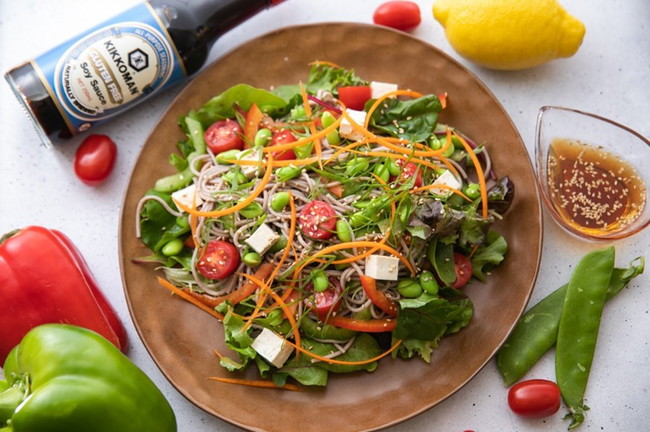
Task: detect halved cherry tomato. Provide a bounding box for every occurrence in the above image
[196,240,240,280]
[451,252,473,289]
[204,119,244,154]
[271,129,297,160]
[508,379,561,419]
[390,160,423,188]
[298,200,337,240]
[338,86,372,110]
[305,276,342,321]
[373,1,421,31]
[73,134,117,186]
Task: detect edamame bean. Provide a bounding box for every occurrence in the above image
[373,163,390,183]
[397,278,423,298]
[270,191,291,212]
[276,165,302,182]
[253,128,272,147]
[243,252,262,267]
[419,271,439,295]
[386,158,401,176]
[312,270,329,292]
[290,105,306,119]
[216,149,242,165]
[464,183,481,200]
[345,158,370,176]
[336,219,352,242]
[429,136,443,150]
[268,236,288,253]
[349,212,368,228]
[161,238,184,256]
[222,171,247,186]
[321,111,337,127]
[239,202,264,218]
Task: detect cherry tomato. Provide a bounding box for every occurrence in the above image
[338,86,372,110]
[391,160,423,188]
[305,276,342,321]
[298,200,338,240]
[271,129,297,160]
[73,134,117,186]
[508,379,561,419]
[204,119,244,154]
[373,1,422,31]
[451,252,473,289]
[196,240,240,280]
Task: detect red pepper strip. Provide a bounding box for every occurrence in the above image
[0,226,127,362]
[326,316,397,333]
[360,275,399,317]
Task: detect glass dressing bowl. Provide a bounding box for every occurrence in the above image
[534,106,650,241]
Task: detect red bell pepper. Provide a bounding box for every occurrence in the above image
[0,226,128,362]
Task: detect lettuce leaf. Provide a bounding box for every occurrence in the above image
[369,94,442,142]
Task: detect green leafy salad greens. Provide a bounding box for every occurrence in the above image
[137,63,515,387]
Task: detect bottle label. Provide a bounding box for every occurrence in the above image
[32,2,185,133]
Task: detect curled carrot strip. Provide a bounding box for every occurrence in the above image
[285,337,403,366]
[175,153,274,218]
[452,130,489,218]
[208,376,304,392]
[157,277,224,320]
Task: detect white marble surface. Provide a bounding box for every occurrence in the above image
[1,1,648,431]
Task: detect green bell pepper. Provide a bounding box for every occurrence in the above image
[0,324,176,432]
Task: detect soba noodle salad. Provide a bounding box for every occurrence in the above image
[136,62,515,387]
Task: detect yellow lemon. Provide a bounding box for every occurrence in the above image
[433,0,586,70]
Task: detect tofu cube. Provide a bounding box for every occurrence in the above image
[238,148,264,179]
[431,170,462,196]
[171,183,202,210]
[339,109,367,142]
[370,81,399,99]
[365,255,400,281]
[245,223,279,255]
[251,328,294,368]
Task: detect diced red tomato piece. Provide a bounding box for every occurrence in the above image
[390,159,423,188]
[204,119,244,154]
[271,129,298,160]
[338,86,372,110]
[451,252,473,289]
[305,276,342,321]
[298,200,338,240]
[196,240,240,280]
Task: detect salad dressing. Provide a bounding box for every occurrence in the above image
[546,138,646,236]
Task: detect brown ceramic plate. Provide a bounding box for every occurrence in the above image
[119,23,542,432]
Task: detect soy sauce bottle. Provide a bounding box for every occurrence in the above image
[5,0,286,147]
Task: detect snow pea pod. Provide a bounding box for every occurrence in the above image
[497,256,644,386]
[556,246,614,430]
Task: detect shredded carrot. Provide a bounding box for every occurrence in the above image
[157,277,224,320]
[453,130,489,218]
[175,153,274,218]
[364,89,424,130]
[240,273,302,354]
[309,60,343,69]
[243,193,297,329]
[299,83,323,169]
[411,183,472,201]
[297,240,415,277]
[285,337,403,366]
[261,115,342,154]
[208,376,304,392]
